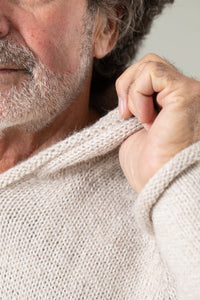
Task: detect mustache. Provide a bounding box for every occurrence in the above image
[0,39,36,73]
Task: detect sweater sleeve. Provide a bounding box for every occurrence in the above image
[133,141,200,299]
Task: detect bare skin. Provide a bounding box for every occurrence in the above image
[0,0,118,173]
[117,53,200,193]
[0,89,99,173]
[2,1,198,193]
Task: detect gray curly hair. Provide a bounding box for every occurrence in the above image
[88,0,174,112]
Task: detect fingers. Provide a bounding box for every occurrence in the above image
[128,80,157,125]
[116,53,176,126]
[117,60,148,119]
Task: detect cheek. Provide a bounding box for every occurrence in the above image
[24,27,81,73]
[17,14,83,73]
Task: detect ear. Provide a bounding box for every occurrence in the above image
[92,11,119,59]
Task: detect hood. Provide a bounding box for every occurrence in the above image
[0,108,142,188]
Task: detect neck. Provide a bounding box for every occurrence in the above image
[0,98,100,174]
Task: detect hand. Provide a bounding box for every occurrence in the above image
[116,53,200,193]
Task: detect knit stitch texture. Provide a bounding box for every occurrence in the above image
[0,108,200,299]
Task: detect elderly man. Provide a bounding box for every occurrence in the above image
[1,0,200,299]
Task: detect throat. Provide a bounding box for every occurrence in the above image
[0,107,100,174]
[0,131,35,174]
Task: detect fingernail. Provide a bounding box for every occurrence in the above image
[118,97,125,116]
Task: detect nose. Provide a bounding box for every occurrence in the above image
[0,15,9,38]
[0,0,10,39]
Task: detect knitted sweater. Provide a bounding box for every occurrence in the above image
[1,108,200,299]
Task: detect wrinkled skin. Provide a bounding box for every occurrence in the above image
[0,0,117,172]
[117,53,200,193]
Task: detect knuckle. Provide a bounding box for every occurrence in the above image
[168,77,200,109]
[152,62,169,77]
[139,61,168,77]
[142,53,161,61]
[191,79,200,95]
[186,80,200,109]
[180,78,200,99]
[148,61,178,83]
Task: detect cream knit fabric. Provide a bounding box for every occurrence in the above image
[0,108,200,299]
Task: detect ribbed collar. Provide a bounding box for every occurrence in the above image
[0,109,142,188]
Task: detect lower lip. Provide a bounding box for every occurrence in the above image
[0,69,29,87]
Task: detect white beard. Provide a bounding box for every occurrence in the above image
[0,19,93,133]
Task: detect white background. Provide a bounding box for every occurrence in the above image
[136,0,200,79]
